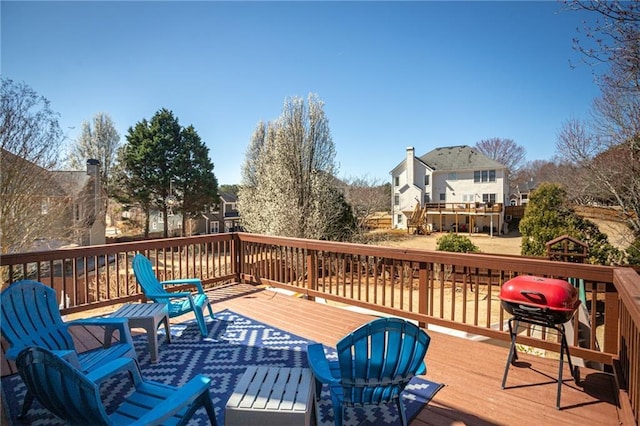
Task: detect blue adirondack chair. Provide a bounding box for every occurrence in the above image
[307,317,431,426]
[132,253,215,337]
[0,280,137,418]
[16,346,218,425]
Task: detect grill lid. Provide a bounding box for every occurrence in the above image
[500,276,580,312]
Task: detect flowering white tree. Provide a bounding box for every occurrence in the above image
[65,112,121,227]
[239,94,355,240]
[65,112,120,184]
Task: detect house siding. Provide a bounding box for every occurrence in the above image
[391,145,509,231]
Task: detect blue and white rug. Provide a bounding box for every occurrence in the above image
[2,309,443,425]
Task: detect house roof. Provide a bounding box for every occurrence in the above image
[51,171,91,198]
[1,148,83,197]
[219,192,238,203]
[419,145,506,171]
[517,179,537,193]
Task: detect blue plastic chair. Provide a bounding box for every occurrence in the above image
[307,317,431,426]
[16,346,218,425]
[1,280,137,418]
[132,253,215,337]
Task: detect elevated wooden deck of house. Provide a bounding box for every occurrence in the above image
[2,284,621,425]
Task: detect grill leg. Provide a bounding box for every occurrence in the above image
[557,326,565,409]
[501,317,519,389]
[556,323,581,409]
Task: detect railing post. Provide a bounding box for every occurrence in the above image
[307,249,317,301]
[418,261,428,328]
[604,283,619,355]
[233,234,242,283]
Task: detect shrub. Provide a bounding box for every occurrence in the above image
[436,234,480,253]
[520,182,624,265]
[627,237,640,266]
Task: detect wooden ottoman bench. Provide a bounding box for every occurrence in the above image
[225,366,315,426]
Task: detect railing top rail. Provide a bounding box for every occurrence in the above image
[614,267,640,326]
[0,233,235,265]
[235,233,615,282]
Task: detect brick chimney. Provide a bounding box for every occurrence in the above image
[86,158,100,176]
[86,159,105,245]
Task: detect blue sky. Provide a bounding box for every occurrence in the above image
[2,1,601,185]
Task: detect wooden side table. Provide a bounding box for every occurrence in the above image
[106,303,171,363]
[225,366,315,426]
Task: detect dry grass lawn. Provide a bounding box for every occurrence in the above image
[372,218,631,255]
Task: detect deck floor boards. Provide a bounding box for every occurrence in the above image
[1,284,621,425]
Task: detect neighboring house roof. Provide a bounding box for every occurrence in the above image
[1,149,64,197]
[219,192,238,203]
[2,148,93,198]
[419,145,505,171]
[517,179,537,194]
[51,171,91,198]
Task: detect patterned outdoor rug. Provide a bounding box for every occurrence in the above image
[2,309,443,425]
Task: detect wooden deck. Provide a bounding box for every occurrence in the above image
[2,284,622,425]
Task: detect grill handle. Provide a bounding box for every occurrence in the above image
[517,304,543,311]
[519,290,547,305]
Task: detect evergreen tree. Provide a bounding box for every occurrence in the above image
[118,109,217,237]
[175,125,218,233]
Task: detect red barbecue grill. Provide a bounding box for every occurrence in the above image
[500,275,582,409]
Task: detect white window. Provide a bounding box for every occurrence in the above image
[394,194,399,206]
[397,214,403,224]
[482,193,496,203]
[475,169,496,183]
[424,175,430,185]
[394,176,400,186]
[211,222,219,233]
[424,194,430,203]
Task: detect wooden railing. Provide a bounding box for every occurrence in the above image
[1,232,638,423]
[424,202,503,213]
[613,268,640,425]
[0,234,236,315]
[236,233,618,365]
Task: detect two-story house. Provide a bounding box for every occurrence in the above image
[195,191,242,234]
[390,145,509,235]
[1,148,106,251]
[510,178,537,206]
[52,159,106,246]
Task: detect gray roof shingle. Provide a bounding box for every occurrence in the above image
[418,145,505,171]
